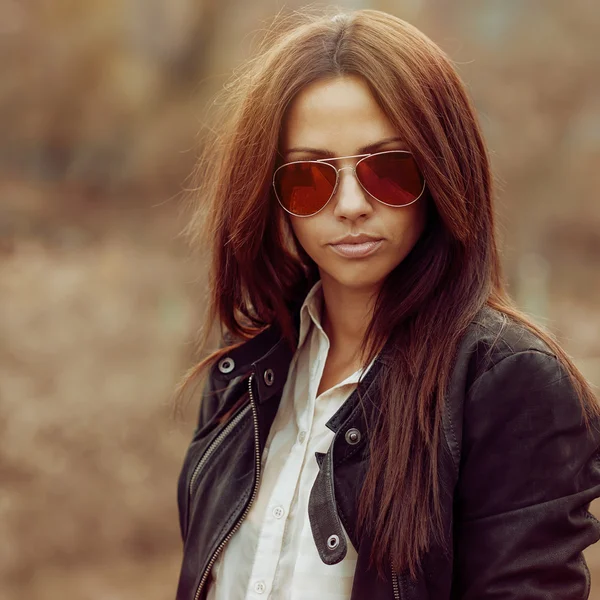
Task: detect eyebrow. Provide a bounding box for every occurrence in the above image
[284,136,406,158]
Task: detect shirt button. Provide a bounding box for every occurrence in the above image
[298,430,307,444]
[254,581,266,594]
[272,506,285,519]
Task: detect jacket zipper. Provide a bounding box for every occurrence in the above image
[188,402,251,505]
[391,565,401,600]
[193,372,261,600]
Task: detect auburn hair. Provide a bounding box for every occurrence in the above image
[179,7,599,580]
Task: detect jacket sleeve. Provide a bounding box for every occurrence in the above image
[452,349,600,599]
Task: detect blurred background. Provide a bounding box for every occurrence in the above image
[1,0,599,598]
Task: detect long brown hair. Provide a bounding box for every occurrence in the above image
[180,7,599,579]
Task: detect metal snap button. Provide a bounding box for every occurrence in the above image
[327,534,340,550]
[345,427,361,445]
[217,357,235,374]
[263,368,275,386]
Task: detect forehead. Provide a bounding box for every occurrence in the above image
[280,75,401,154]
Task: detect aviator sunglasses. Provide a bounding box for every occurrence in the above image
[272,150,426,218]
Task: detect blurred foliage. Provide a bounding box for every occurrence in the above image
[0,1,599,599]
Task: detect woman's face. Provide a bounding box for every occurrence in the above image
[280,74,427,294]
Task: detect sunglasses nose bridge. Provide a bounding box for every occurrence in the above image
[329,164,374,219]
[335,165,358,183]
[333,164,360,191]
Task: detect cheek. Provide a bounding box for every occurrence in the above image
[290,217,322,255]
[387,202,427,246]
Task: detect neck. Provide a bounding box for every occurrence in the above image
[319,272,380,362]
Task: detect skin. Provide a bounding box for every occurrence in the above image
[279,74,427,393]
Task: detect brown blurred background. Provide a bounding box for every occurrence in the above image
[1,0,599,598]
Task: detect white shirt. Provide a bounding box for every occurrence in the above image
[206,280,373,600]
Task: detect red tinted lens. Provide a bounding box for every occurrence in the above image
[274,161,336,216]
[356,152,424,206]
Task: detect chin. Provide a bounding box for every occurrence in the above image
[320,264,390,292]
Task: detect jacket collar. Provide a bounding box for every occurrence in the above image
[211,293,305,404]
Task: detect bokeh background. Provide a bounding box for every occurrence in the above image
[1,0,599,598]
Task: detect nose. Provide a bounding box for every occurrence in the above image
[331,166,374,221]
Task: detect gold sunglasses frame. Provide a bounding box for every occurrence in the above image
[272,150,426,218]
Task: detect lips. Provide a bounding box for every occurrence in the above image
[329,235,384,258]
[331,233,382,245]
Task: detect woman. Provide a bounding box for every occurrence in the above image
[175,8,600,600]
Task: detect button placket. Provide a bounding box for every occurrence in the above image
[244,316,330,597]
[245,398,313,597]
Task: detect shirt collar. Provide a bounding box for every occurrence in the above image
[297,279,325,349]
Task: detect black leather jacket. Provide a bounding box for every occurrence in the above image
[176,306,600,600]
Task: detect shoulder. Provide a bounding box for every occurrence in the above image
[458,305,574,408]
[457,305,556,384]
[448,307,600,524]
[453,305,582,409]
[443,305,595,475]
[463,306,556,375]
[451,304,598,455]
[461,305,586,428]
